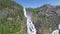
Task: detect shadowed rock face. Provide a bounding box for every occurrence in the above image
[34,20,42,34]
[35,20,42,29]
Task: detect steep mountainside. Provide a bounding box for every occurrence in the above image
[1,0,60,34]
[0,0,26,34]
[26,4,60,34]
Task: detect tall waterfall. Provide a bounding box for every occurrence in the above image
[23,8,36,34]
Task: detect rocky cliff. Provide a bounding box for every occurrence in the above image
[26,4,60,34]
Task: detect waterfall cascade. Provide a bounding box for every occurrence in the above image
[51,24,60,34]
[23,8,36,34]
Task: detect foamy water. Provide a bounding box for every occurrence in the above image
[51,24,60,34]
[23,8,36,34]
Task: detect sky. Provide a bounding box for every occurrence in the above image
[14,0,60,8]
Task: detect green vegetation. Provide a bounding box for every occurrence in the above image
[0,0,26,34]
[56,6,60,9]
[0,0,60,34]
[27,4,60,34]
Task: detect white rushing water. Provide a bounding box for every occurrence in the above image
[51,24,60,34]
[23,8,36,34]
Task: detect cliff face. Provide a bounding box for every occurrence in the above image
[0,0,26,34]
[27,4,60,34]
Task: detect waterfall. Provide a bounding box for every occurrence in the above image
[51,24,60,34]
[23,8,36,34]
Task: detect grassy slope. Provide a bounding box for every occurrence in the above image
[0,0,26,34]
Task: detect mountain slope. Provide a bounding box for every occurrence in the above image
[0,0,26,34]
[27,4,60,34]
